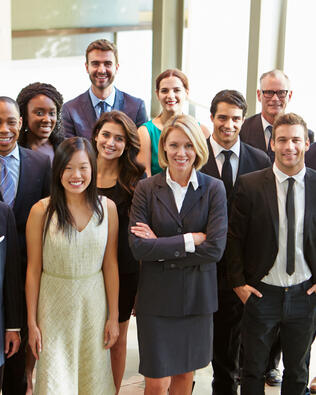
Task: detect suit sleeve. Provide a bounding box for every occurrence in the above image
[4,207,23,329]
[134,100,148,128]
[226,177,251,287]
[129,179,228,267]
[61,103,77,138]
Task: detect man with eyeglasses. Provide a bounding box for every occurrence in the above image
[240,69,314,162]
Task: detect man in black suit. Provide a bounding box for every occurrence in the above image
[62,39,148,139]
[240,70,314,163]
[0,97,51,394]
[227,112,316,395]
[0,202,23,390]
[200,90,271,395]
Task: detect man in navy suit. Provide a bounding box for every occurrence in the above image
[200,90,271,395]
[0,97,51,394]
[227,113,316,395]
[62,39,148,139]
[240,70,314,163]
[0,202,22,391]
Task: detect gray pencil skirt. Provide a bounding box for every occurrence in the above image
[136,313,213,378]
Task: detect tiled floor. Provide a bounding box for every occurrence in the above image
[121,317,316,394]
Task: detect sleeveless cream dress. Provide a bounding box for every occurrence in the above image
[34,197,115,395]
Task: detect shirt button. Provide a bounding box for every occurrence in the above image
[177,227,182,233]
[175,251,180,257]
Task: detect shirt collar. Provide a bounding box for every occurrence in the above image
[273,162,306,185]
[209,134,240,159]
[166,167,199,191]
[89,86,116,108]
[261,114,272,132]
[0,144,20,161]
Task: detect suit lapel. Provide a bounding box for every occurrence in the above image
[113,88,124,111]
[180,182,203,221]
[153,172,182,226]
[237,142,249,176]
[13,147,28,216]
[303,169,313,246]
[263,168,279,241]
[202,139,220,179]
[80,90,97,126]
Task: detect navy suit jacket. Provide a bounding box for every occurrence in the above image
[240,113,314,152]
[62,88,148,139]
[0,147,51,282]
[227,167,316,287]
[0,203,22,365]
[129,171,227,317]
[200,139,271,288]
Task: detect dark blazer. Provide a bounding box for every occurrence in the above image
[305,142,316,170]
[129,171,227,317]
[226,167,316,287]
[62,88,148,139]
[0,203,22,365]
[240,113,314,151]
[200,139,271,288]
[0,147,51,280]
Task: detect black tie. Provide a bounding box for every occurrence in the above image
[266,125,275,162]
[221,150,233,197]
[286,177,295,275]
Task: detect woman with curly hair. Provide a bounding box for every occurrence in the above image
[91,110,145,394]
[16,82,64,163]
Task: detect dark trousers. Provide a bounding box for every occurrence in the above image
[212,289,243,395]
[241,280,316,395]
[2,326,27,395]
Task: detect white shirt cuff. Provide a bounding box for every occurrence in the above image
[6,329,20,332]
[184,233,195,253]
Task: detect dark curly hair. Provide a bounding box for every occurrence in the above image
[16,82,64,151]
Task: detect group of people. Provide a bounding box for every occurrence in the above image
[0,37,315,395]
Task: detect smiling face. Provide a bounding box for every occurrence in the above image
[211,102,244,149]
[85,50,119,96]
[163,127,196,181]
[95,121,126,161]
[61,150,92,196]
[257,75,292,124]
[271,124,309,176]
[156,76,188,114]
[27,94,57,141]
[0,100,22,156]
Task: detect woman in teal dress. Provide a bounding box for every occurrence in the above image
[138,69,210,176]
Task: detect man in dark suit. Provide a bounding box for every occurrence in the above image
[62,39,148,139]
[200,90,271,395]
[0,202,23,391]
[240,70,314,163]
[0,97,51,394]
[227,112,316,395]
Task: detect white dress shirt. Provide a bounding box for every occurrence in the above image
[89,87,116,118]
[262,163,312,286]
[166,167,199,253]
[261,115,272,150]
[209,134,240,185]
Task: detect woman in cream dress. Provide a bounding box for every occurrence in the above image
[25,137,119,395]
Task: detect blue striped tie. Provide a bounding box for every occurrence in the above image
[0,156,15,208]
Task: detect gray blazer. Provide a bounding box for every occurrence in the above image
[62,88,148,139]
[129,171,227,317]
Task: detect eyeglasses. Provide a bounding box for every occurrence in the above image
[261,90,288,99]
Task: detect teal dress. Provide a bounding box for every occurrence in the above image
[143,120,162,175]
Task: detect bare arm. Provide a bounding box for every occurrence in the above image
[103,198,119,349]
[137,125,152,176]
[25,201,46,360]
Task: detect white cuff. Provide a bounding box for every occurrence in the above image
[184,233,195,253]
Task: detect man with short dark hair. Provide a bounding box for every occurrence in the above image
[227,112,316,395]
[62,39,148,139]
[240,70,314,162]
[201,90,271,395]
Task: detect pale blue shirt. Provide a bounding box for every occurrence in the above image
[166,167,199,253]
[0,144,20,198]
[89,87,116,118]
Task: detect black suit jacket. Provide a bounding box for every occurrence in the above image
[62,88,148,139]
[0,147,51,281]
[129,171,227,316]
[200,139,271,288]
[0,202,22,331]
[240,113,314,152]
[227,167,316,287]
[305,142,316,170]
